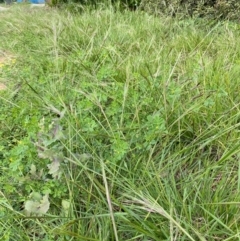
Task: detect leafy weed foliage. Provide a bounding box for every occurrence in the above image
[1,5,240,241]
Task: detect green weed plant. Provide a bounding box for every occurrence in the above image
[1,5,240,241]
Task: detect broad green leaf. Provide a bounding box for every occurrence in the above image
[37,194,50,215]
[24,194,50,216]
[25,200,39,215]
[47,157,61,178]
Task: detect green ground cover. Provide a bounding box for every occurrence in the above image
[1,4,240,240]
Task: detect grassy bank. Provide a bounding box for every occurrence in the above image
[1,5,240,240]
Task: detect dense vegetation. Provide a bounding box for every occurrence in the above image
[140,0,240,20]
[55,0,240,21]
[1,2,240,241]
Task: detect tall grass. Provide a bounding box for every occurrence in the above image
[1,4,240,240]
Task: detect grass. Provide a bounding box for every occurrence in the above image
[1,3,240,240]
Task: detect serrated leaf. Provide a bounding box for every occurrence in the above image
[37,194,50,215]
[25,200,39,215]
[29,165,43,180]
[50,122,66,140]
[24,194,50,216]
[47,156,61,178]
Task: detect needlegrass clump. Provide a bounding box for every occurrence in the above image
[1,5,240,240]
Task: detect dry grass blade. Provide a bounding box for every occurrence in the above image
[101,160,119,241]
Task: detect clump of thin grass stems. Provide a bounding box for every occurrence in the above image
[1,4,240,241]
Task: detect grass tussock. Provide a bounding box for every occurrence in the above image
[1,4,240,241]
